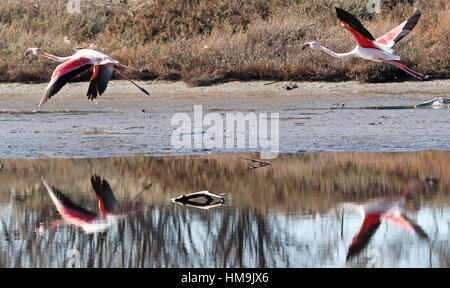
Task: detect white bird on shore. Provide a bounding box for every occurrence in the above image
[303,8,428,80]
[415,97,450,109]
[25,47,150,106]
[63,36,71,46]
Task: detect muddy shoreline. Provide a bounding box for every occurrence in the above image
[0,79,449,159]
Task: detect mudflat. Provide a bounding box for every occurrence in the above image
[0,79,449,158]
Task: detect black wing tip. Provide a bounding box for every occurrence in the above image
[334,7,375,41]
[406,10,421,27]
[87,80,98,100]
[91,174,100,182]
[90,174,104,185]
[335,7,356,23]
[90,174,103,190]
[412,10,421,18]
[391,10,422,45]
[86,66,112,101]
[401,214,429,240]
[335,7,348,19]
[90,174,112,192]
[346,221,382,261]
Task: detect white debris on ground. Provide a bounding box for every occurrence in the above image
[415,97,450,109]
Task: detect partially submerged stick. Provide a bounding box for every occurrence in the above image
[241,158,271,170]
[171,190,226,209]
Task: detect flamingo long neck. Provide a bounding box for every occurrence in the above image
[321,202,364,217]
[338,202,365,215]
[317,44,356,59]
[39,51,72,63]
[401,180,429,197]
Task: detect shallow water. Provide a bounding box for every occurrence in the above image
[0,80,449,158]
[0,151,448,268]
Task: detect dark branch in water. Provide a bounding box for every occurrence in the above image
[241,158,271,170]
[171,191,226,210]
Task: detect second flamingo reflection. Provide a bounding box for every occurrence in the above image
[315,179,436,260]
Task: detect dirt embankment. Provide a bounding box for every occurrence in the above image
[0,80,449,159]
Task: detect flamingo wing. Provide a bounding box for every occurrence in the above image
[384,213,428,239]
[376,11,421,48]
[41,179,97,220]
[347,213,382,260]
[39,57,93,106]
[90,175,119,215]
[335,7,379,50]
[86,65,113,100]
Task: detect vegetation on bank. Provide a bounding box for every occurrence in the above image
[1,151,448,213]
[0,0,448,85]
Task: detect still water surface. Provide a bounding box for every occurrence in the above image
[0,151,448,267]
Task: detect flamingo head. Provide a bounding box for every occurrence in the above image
[25,48,43,56]
[302,42,321,50]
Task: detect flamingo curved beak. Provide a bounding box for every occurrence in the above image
[302,43,310,50]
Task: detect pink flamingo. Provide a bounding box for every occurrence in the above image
[303,8,428,80]
[315,179,436,260]
[37,175,152,234]
[25,48,150,106]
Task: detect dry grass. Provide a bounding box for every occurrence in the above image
[0,0,448,85]
[1,151,448,214]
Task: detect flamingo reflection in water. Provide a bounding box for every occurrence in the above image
[37,175,152,234]
[315,179,437,260]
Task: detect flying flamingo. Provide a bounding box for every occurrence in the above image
[37,175,152,234]
[315,179,436,260]
[303,8,428,80]
[25,47,150,106]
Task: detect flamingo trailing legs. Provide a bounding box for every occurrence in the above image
[25,48,150,106]
[303,8,428,80]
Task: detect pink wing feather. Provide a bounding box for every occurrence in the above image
[376,11,421,48]
[39,57,93,106]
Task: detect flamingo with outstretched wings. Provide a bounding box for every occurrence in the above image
[37,175,152,234]
[303,8,427,80]
[25,48,150,106]
[315,179,436,260]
